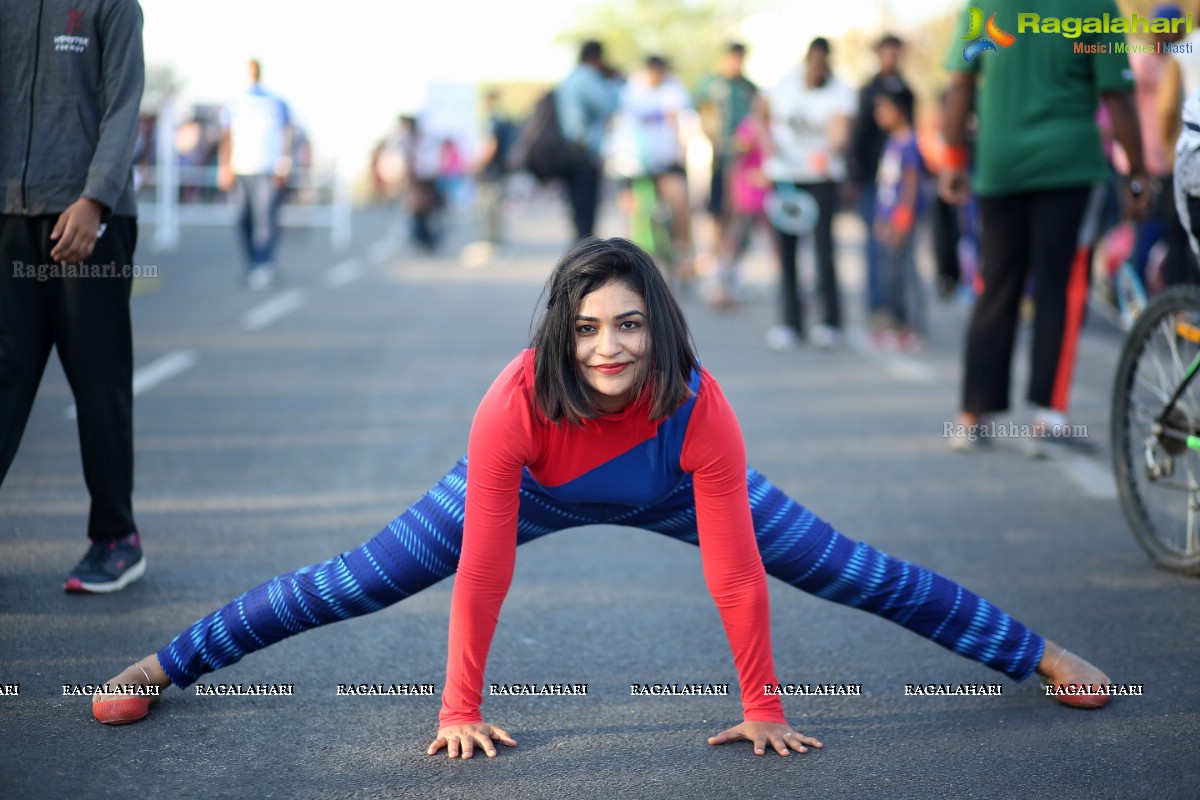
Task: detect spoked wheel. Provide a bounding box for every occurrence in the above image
[628,179,675,284]
[649,202,679,286]
[1111,285,1200,574]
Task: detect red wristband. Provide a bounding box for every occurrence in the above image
[890,205,914,234]
[942,143,969,171]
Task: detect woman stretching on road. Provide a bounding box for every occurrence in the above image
[94,238,1110,759]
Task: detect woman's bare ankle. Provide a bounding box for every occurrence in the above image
[109,655,171,688]
[1036,640,1110,684]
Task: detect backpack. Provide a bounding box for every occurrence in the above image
[507,89,586,182]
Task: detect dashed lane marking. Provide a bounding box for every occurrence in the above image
[326,258,362,288]
[1053,453,1119,500]
[241,288,307,331]
[65,350,198,420]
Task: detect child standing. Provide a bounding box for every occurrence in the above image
[872,78,927,351]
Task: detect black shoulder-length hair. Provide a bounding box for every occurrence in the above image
[531,237,698,425]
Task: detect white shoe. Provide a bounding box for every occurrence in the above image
[948,414,992,453]
[808,324,841,350]
[1033,408,1068,432]
[765,325,799,351]
[1029,408,1094,458]
[246,266,274,291]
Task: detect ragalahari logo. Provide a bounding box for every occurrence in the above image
[962,8,1016,61]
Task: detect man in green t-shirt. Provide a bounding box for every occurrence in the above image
[697,43,758,233]
[940,0,1150,454]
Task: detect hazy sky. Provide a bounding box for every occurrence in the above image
[139,0,959,176]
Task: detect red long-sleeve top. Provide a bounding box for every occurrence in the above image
[439,350,785,726]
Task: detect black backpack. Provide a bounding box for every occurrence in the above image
[507,90,586,183]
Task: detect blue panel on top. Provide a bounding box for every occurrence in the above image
[522,368,702,508]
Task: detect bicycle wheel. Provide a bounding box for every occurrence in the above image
[1111,285,1200,574]
[649,200,677,280]
[628,177,680,284]
[628,177,658,255]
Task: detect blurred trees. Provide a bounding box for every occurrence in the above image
[557,0,762,90]
[839,0,1175,128]
[527,0,1188,128]
[143,62,184,112]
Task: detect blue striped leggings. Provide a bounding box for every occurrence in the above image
[158,459,1044,687]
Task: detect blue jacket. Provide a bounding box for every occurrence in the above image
[555,63,620,159]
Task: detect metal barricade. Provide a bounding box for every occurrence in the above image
[140,108,351,252]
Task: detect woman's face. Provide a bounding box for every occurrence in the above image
[574,279,650,413]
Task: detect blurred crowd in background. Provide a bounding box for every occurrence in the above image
[128,0,1200,359]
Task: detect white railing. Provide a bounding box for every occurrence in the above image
[140,108,351,252]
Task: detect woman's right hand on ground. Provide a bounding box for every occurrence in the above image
[427,722,517,759]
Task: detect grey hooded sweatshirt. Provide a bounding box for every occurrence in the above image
[1,0,144,218]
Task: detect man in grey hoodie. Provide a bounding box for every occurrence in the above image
[0,0,147,592]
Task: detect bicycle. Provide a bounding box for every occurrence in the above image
[626,174,678,283]
[1111,284,1200,574]
[1093,219,1155,331]
[604,85,691,290]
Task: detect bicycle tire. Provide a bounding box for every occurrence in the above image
[650,201,676,280]
[629,177,658,255]
[1111,284,1200,574]
[628,177,680,284]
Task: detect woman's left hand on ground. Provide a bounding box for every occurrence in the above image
[707,720,823,757]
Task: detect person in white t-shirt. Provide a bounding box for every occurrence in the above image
[763,38,855,350]
[607,56,695,279]
[1170,2,1200,103]
[1175,88,1200,263]
[218,59,293,290]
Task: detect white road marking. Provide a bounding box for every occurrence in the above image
[367,238,398,266]
[884,357,938,383]
[65,350,197,420]
[242,288,307,331]
[326,257,362,288]
[846,330,937,383]
[1054,453,1119,500]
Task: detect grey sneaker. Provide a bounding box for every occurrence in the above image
[65,533,145,593]
[1028,412,1095,459]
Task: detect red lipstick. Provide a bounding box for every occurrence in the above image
[593,363,629,375]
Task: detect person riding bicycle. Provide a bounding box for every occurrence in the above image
[606,55,695,282]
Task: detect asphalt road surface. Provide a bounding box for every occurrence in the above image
[2,199,1197,799]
